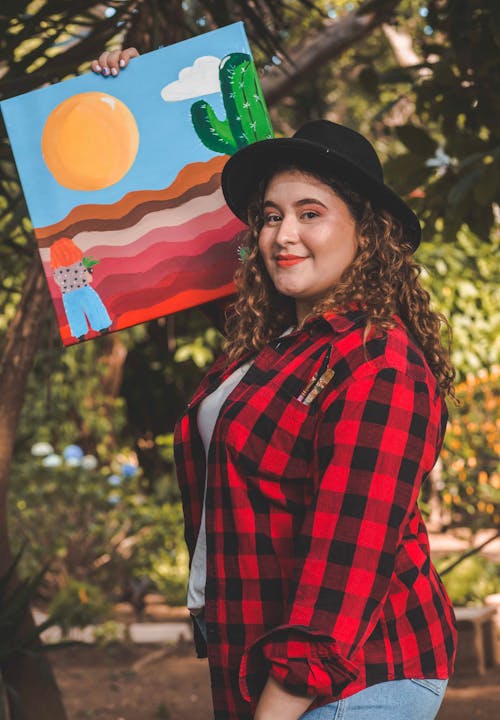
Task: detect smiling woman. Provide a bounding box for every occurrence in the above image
[258,170,358,323]
[173,120,458,720]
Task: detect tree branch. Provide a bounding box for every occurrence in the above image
[440,531,500,577]
[261,0,403,106]
[382,21,421,67]
[379,22,431,126]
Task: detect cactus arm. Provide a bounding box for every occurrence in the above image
[240,61,273,142]
[219,53,250,148]
[220,53,273,147]
[230,61,255,146]
[190,100,239,155]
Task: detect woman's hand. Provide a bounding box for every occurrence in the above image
[254,676,314,720]
[91,47,139,77]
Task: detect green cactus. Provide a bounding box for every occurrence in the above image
[191,52,273,156]
[190,100,239,155]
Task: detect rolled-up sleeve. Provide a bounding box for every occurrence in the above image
[240,366,439,701]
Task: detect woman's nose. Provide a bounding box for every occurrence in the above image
[275,215,299,244]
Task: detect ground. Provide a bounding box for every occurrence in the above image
[51,642,500,720]
[50,528,500,718]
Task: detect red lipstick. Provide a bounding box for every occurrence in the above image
[276,254,307,267]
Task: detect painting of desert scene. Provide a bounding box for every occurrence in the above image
[1,23,272,346]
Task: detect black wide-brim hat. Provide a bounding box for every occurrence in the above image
[221,120,421,251]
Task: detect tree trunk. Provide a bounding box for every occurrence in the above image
[379,22,432,127]
[0,257,67,720]
[99,332,129,402]
[261,0,402,105]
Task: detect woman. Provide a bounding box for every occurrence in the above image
[95,52,457,720]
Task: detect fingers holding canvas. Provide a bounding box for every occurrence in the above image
[91,48,139,76]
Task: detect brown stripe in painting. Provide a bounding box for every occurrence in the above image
[35,155,227,240]
[37,173,223,248]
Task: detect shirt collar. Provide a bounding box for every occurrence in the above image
[303,308,367,335]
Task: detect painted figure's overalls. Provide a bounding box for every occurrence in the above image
[53,259,111,340]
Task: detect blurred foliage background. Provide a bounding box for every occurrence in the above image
[1,0,499,637]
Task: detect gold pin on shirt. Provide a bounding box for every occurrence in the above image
[302,368,335,405]
[297,346,332,403]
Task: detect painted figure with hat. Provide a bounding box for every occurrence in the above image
[94,52,456,720]
[50,237,112,342]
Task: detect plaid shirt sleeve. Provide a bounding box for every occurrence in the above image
[239,364,442,700]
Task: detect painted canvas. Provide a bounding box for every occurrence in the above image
[1,22,273,346]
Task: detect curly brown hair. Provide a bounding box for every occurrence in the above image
[224,165,456,398]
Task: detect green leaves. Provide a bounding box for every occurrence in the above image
[437,364,500,532]
[472,158,499,206]
[81,256,100,270]
[383,152,429,196]
[48,579,110,636]
[174,339,214,368]
[357,64,380,97]
[366,1,500,243]
[0,547,60,668]
[395,125,437,158]
[173,326,222,369]
[418,227,500,377]
[436,554,500,606]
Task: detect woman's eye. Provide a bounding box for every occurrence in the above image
[301,210,319,219]
[264,213,281,224]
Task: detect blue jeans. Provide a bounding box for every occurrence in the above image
[299,678,448,720]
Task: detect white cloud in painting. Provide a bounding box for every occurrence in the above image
[161,56,221,101]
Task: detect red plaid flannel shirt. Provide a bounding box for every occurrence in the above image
[174,310,457,720]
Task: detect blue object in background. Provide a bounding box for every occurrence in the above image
[63,444,84,460]
[120,463,138,478]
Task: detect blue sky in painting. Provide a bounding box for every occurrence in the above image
[1,23,251,228]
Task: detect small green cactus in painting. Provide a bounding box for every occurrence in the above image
[191,52,273,155]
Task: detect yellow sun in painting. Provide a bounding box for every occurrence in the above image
[41,92,140,191]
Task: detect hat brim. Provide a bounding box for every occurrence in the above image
[221,138,421,250]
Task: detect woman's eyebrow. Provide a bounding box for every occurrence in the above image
[296,198,327,208]
[263,198,328,209]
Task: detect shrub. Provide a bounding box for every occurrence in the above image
[439,365,500,530]
[49,578,110,635]
[10,447,187,608]
[436,554,500,606]
[93,620,128,646]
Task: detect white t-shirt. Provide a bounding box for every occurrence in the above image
[187,360,253,613]
[186,328,294,614]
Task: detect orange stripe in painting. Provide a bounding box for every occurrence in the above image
[35,155,229,240]
[114,283,236,329]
